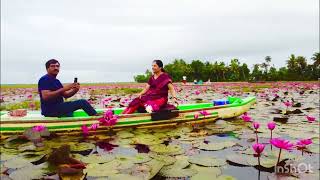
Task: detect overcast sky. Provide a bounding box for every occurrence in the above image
[1,0,319,84]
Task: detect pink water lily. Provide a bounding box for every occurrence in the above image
[267,121,276,130]
[253,121,260,130]
[270,138,295,165]
[194,113,199,119]
[81,125,89,136]
[270,138,294,150]
[32,125,45,132]
[199,110,210,117]
[90,123,100,131]
[240,112,252,122]
[252,143,265,155]
[283,101,292,112]
[99,109,118,126]
[296,139,312,147]
[306,115,316,123]
[195,90,200,95]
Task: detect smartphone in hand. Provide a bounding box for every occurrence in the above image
[74,77,78,83]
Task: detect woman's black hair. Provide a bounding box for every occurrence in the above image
[153,60,165,72]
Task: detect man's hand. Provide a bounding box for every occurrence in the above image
[73,83,80,91]
[63,83,77,92]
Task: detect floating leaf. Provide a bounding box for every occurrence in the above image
[9,165,45,180]
[145,159,165,179]
[149,153,176,166]
[107,174,143,180]
[197,141,236,151]
[226,154,252,166]
[116,131,135,139]
[216,175,237,180]
[150,144,184,155]
[190,164,222,180]
[188,155,226,167]
[75,154,115,164]
[70,142,95,152]
[84,161,119,177]
[160,168,197,178]
[4,157,33,169]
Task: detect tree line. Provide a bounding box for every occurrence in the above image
[134,52,320,82]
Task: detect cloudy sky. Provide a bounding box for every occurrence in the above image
[1,0,319,84]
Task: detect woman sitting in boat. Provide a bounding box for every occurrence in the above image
[122,60,178,114]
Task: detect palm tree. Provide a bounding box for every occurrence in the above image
[311,52,320,67]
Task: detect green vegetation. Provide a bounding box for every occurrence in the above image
[89,88,142,96]
[134,52,320,82]
[0,100,40,111]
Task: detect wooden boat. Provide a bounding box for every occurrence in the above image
[0,97,256,135]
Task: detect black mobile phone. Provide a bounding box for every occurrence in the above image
[74,77,78,83]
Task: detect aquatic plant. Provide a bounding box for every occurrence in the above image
[270,138,294,165]
[296,138,312,155]
[267,121,276,150]
[252,143,265,166]
[306,115,316,123]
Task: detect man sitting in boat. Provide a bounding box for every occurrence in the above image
[122,60,178,114]
[38,59,98,117]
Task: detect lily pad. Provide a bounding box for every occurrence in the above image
[4,157,33,169]
[197,141,236,151]
[75,154,115,164]
[190,164,222,180]
[116,131,135,139]
[216,175,237,180]
[84,161,119,177]
[188,155,226,167]
[149,153,176,166]
[145,159,165,179]
[150,144,184,155]
[70,142,95,152]
[9,165,45,180]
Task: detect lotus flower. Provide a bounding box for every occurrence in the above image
[267,121,276,130]
[283,101,292,112]
[194,113,199,119]
[270,138,294,150]
[240,113,252,122]
[253,121,260,130]
[296,139,312,148]
[32,125,45,132]
[195,90,200,95]
[199,110,210,117]
[90,123,99,131]
[81,125,89,136]
[99,110,118,127]
[306,115,316,123]
[252,143,265,155]
[27,94,33,100]
[270,138,295,165]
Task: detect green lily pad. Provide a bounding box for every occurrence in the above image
[70,142,95,152]
[76,154,115,164]
[149,153,176,166]
[190,164,222,180]
[116,131,135,139]
[84,161,119,177]
[107,174,143,180]
[116,154,152,164]
[226,154,252,166]
[9,165,45,180]
[188,155,226,167]
[150,144,184,155]
[160,168,197,178]
[197,141,236,151]
[306,145,320,154]
[145,159,165,179]
[0,153,17,161]
[132,134,162,145]
[4,157,33,169]
[216,175,237,180]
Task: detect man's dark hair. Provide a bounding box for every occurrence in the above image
[45,59,60,69]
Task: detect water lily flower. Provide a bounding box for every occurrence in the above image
[81,125,89,136]
[252,143,265,155]
[90,123,99,131]
[253,121,260,130]
[306,115,316,123]
[32,125,45,132]
[195,90,200,95]
[199,110,210,117]
[240,113,252,122]
[267,121,276,131]
[194,113,199,119]
[296,139,312,148]
[270,138,294,165]
[27,94,33,100]
[283,101,292,112]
